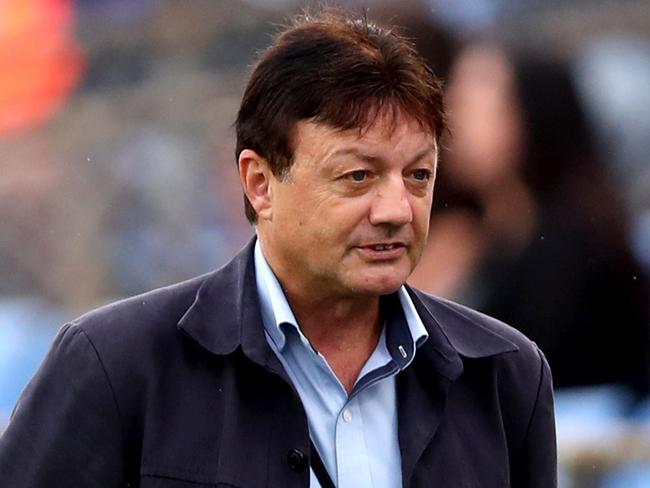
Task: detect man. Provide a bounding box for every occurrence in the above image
[0,11,556,488]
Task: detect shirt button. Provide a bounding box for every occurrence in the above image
[342,409,352,422]
[287,448,308,471]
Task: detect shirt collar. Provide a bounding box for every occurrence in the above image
[254,239,300,351]
[254,239,428,366]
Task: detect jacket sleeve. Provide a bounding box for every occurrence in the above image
[0,323,127,487]
[516,348,558,487]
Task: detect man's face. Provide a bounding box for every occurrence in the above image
[259,110,437,300]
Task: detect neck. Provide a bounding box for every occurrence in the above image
[286,291,382,352]
[258,233,384,393]
[257,230,383,349]
[286,290,383,394]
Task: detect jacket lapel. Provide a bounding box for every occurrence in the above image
[397,289,462,487]
[398,287,518,486]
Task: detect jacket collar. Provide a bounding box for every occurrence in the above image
[406,286,519,380]
[177,238,280,371]
[178,238,518,379]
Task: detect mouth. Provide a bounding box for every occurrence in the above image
[356,242,407,260]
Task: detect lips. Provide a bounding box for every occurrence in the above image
[370,243,397,251]
[356,242,407,260]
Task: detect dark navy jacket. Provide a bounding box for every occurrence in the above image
[0,240,557,487]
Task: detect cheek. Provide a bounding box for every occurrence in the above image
[319,197,370,230]
[412,196,433,230]
[415,219,430,241]
[409,201,432,261]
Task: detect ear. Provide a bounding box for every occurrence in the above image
[238,149,273,221]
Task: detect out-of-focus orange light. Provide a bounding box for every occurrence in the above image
[0,0,85,136]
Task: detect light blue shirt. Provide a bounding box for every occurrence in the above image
[254,241,428,488]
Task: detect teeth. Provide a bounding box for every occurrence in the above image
[372,244,395,251]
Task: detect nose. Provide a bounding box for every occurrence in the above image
[368,175,413,227]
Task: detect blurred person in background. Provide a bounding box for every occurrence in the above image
[0,10,556,488]
[365,0,457,80]
[411,42,649,396]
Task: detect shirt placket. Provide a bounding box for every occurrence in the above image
[335,396,373,488]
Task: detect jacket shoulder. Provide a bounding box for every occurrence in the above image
[412,289,543,361]
[434,295,539,353]
[69,272,212,347]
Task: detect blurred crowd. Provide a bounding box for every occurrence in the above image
[1,0,649,485]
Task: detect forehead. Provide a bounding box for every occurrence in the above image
[292,110,435,162]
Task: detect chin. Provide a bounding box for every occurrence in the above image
[349,273,408,297]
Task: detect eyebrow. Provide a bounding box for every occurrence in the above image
[326,143,437,167]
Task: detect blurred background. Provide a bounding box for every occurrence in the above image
[0,0,648,486]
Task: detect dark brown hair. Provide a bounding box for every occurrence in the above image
[236,10,446,223]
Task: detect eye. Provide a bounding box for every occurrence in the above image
[348,170,368,182]
[412,169,432,181]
